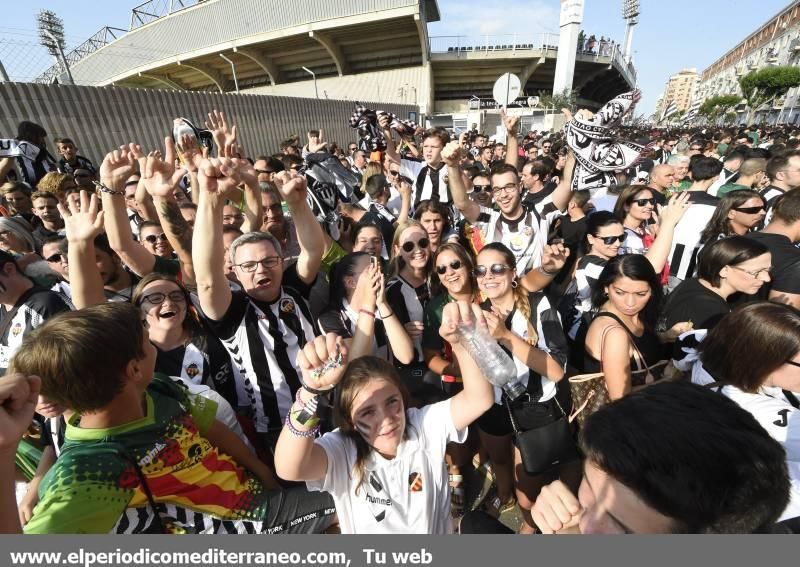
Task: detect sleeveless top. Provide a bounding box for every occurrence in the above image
[582,311,666,373]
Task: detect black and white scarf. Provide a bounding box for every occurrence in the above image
[349,104,418,152]
[564,90,652,191]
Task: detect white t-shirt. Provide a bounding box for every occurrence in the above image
[306,399,467,534]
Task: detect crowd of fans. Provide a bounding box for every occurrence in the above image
[0,104,798,535]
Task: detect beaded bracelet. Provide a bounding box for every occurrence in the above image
[93,181,125,196]
[284,412,320,438]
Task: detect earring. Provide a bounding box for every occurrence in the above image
[511,278,518,289]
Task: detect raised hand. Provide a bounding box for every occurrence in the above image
[501,108,520,133]
[58,190,104,243]
[0,374,40,453]
[296,334,348,392]
[178,133,204,173]
[441,141,465,168]
[439,300,488,346]
[307,130,327,153]
[197,157,242,200]
[274,170,308,206]
[483,308,510,342]
[378,113,391,132]
[205,109,237,157]
[99,146,138,188]
[656,191,691,229]
[541,242,570,275]
[142,137,186,199]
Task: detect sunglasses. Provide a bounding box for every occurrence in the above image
[733,206,765,214]
[140,290,186,306]
[473,184,492,193]
[388,170,400,176]
[597,234,627,245]
[401,237,429,253]
[474,264,511,278]
[632,198,656,207]
[143,233,169,244]
[436,260,462,274]
[45,253,66,263]
[255,169,275,175]
[74,173,90,179]
[786,360,800,368]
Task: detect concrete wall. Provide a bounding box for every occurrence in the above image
[0,82,417,164]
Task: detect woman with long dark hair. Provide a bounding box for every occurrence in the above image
[581,255,689,399]
[318,252,413,363]
[700,190,766,244]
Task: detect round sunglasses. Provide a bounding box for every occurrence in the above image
[436,260,462,275]
[401,237,430,253]
[474,264,511,278]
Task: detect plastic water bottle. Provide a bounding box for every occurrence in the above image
[457,321,525,400]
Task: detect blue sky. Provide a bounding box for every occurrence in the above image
[1,0,794,114]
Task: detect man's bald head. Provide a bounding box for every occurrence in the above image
[650,164,675,191]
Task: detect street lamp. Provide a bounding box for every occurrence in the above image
[302,66,318,99]
[220,53,239,94]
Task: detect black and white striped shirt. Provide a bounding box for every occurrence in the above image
[204,265,317,434]
[562,255,607,340]
[668,193,720,281]
[761,185,786,226]
[480,292,568,404]
[385,276,430,365]
[0,286,70,375]
[318,301,389,360]
[472,201,561,275]
[399,158,450,207]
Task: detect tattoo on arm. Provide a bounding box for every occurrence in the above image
[159,199,193,252]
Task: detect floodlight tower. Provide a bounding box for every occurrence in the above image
[552,0,584,95]
[622,0,640,64]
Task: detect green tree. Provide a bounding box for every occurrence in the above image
[537,89,577,113]
[699,94,742,123]
[739,66,800,125]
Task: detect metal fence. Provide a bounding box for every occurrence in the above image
[429,34,560,54]
[0,82,418,164]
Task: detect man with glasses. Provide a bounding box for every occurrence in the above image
[655,138,676,165]
[253,155,283,184]
[540,140,552,157]
[444,140,575,276]
[194,162,325,454]
[747,188,800,310]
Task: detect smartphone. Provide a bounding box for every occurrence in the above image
[370,255,379,269]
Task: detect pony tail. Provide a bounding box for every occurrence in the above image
[513,283,538,346]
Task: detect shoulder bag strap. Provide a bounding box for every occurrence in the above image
[595,311,647,372]
[783,390,800,409]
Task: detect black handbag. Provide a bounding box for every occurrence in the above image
[505,395,579,476]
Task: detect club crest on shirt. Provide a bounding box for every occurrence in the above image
[185,363,200,379]
[408,472,423,492]
[280,298,295,314]
[10,322,22,337]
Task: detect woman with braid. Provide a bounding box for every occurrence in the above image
[472,242,573,532]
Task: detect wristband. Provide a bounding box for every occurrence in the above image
[94,181,125,196]
[359,309,376,318]
[378,309,395,319]
[539,265,559,277]
[284,412,320,438]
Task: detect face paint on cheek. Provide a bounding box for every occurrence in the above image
[354,421,371,438]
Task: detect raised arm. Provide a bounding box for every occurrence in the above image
[60,190,106,309]
[502,109,521,167]
[548,149,576,213]
[100,144,158,277]
[441,301,495,431]
[0,374,41,534]
[521,243,570,292]
[274,171,324,286]
[644,192,690,273]
[274,334,346,482]
[192,157,242,320]
[442,141,480,222]
[395,180,412,224]
[144,137,196,284]
[236,157,263,234]
[0,157,14,183]
[378,113,400,166]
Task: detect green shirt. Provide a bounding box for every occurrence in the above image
[717,182,751,197]
[24,375,272,534]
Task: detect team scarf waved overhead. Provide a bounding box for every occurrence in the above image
[564,90,652,192]
[349,104,419,152]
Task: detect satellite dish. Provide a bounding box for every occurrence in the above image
[527,96,540,108]
[492,73,522,107]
